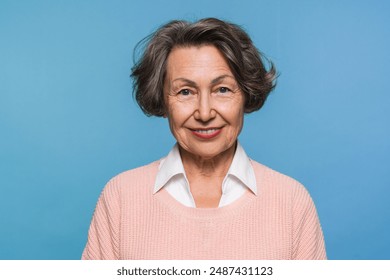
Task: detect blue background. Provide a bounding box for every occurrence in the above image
[1,0,389,260]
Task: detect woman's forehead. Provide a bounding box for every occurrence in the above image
[165,45,234,81]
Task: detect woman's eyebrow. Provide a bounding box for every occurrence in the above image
[210,75,235,86]
[171,78,197,88]
[171,75,235,88]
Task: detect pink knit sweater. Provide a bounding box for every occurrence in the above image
[82,160,326,259]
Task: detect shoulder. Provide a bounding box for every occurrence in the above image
[250,159,311,200]
[250,160,321,229]
[100,160,160,199]
[109,160,160,184]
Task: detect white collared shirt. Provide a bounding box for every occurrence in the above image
[154,142,257,207]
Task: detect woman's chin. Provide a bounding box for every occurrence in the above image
[178,143,235,162]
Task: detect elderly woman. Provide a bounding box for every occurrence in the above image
[82,18,326,259]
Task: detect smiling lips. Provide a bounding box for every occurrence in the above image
[191,127,222,139]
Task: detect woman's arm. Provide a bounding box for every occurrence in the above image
[82,180,121,260]
[291,184,327,260]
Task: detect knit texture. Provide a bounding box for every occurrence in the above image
[82,160,326,260]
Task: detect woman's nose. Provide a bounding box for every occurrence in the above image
[193,92,216,122]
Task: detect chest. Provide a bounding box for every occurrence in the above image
[119,204,292,259]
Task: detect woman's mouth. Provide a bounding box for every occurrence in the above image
[191,128,222,139]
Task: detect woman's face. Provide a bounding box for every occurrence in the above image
[164,45,245,160]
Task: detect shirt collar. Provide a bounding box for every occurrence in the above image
[154,143,185,194]
[225,142,257,195]
[153,142,257,195]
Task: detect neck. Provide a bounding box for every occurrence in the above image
[179,142,237,179]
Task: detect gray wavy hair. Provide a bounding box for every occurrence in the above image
[131,18,277,117]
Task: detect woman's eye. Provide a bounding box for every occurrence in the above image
[218,87,230,94]
[178,89,191,96]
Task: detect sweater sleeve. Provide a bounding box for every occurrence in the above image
[291,184,327,260]
[82,179,121,260]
